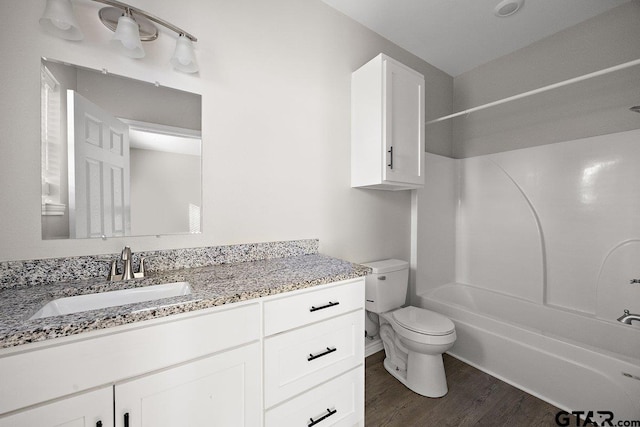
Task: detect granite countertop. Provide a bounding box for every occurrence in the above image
[0,254,370,349]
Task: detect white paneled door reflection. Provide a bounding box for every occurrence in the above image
[67,90,130,238]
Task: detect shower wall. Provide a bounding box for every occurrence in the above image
[417,129,640,321]
[452,0,640,158]
[412,154,457,306]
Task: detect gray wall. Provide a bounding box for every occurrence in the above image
[76,68,201,131]
[453,0,640,158]
[130,148,201,236]
[0,0,452,262]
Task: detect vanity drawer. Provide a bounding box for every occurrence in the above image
[264,310,364,407]
[264,278,364,336]
[265,366,364,427]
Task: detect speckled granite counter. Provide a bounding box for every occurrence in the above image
[0,254,370,349]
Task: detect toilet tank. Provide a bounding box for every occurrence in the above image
[362,259,409,313]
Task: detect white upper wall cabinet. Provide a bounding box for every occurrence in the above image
[351,54,425,190]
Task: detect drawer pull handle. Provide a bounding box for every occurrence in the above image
[310,301,339,312]
[124,412,129,427]
[309,408,337,426]
[308,347,337,361]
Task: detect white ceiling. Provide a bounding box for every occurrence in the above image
[321,0,631,76]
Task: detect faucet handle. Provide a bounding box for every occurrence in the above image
[134,255,158,279]
[107,260,119,281]
[107,259,121,282]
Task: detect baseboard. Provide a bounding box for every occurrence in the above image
[365,337,384,357]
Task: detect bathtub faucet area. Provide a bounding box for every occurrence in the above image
[617,309,640,325]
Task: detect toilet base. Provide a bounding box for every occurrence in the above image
[383,352,448,398]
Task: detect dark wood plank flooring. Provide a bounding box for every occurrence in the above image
[365,351,573,426]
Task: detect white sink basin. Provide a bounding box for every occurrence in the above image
[30,282,192,320]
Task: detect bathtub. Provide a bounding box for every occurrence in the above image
[418,283,640,422]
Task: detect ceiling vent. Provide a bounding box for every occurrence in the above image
[494,0,524,17]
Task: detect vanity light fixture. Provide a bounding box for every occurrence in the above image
[39,0,84,40]
[110,8,145,58]
[39,0,199,73]
[171,34,199,74]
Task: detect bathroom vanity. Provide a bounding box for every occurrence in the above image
[0,244,368,427]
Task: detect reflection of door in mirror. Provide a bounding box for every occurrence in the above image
[68,90,130,238]
[40,58,202,240]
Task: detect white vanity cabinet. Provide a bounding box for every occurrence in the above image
[0,303,261,427]
[0,387,113,427]
[351,53,425,190]
[263,278,365,427]
[0,277,365,427]
[114,342,261,427]
[1,343,260,427]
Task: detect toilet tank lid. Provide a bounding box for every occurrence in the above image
[361,259,409,274]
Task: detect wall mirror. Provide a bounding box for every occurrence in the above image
[40,58,202,240]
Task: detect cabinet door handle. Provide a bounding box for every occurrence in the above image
[388,146,393,169]
[310,301,339,312]
[96,422,102,427]
[308,347,337,361]
[309,408,337,426]
[124,412,129,427]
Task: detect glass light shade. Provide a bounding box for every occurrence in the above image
[39,0,83,41]
[171,35,199,73]
[111,15,145,58]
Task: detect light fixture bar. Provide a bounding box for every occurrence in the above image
[91,0,197,42]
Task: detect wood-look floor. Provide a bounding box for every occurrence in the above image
[365,351,573,426]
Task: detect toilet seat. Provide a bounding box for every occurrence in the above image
[392,306,455,336]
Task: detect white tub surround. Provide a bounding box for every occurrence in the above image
[454,129,640,317]
[417,129,640,419]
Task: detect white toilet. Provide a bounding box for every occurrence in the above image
[363,259,456,398]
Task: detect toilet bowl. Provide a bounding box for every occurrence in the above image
[363,259,457,398]
[380,306,456,397]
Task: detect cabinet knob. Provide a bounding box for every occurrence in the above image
[96,421,102,427]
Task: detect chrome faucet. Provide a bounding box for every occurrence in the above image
[121,246,134,280]
[107,246,153,281]
[617,309,640,325]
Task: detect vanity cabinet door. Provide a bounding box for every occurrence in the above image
[0,386,112,427]
[114,342,261,427]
